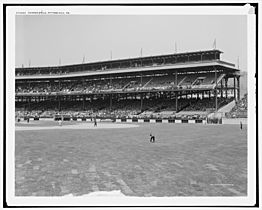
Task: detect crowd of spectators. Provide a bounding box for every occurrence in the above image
[183,97,233,112]
[16,95,232,120]
[15,52,218,77]
[16,73,219,96]
[226,94,247,118]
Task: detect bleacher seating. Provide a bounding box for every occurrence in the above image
[226,94,247,118]
[15,72,220,96]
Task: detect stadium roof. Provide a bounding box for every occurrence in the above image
[16,60,238,81]
[16,49,223,71]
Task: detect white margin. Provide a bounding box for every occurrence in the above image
[3,2,258,207]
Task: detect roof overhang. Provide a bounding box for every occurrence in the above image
[15,60,238,81]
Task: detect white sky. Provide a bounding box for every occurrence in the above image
[15,15,247,70]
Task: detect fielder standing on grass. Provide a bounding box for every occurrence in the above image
[150,133,155,143]
[94,117,97,127]
[58,119,62,126]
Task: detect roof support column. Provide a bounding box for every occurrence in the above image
[175,92,178,112]
[58,95,61,111]
[175,71,178,87]
[140,93,143,112]
[225,77,228,99]
[237,76,240,101]
[110,94,112,111]
[215,66,218,112]
[233,77,236,100]
[83,95,85,111]
[28,97,31,112]
[220,79,223,98]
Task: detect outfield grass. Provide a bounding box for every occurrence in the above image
[15,122,247,196]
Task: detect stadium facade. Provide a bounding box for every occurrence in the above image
[15,49,241,122]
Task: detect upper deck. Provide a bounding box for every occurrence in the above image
[15,49,238,80]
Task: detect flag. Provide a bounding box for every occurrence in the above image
[213,39,216,49]
[140,48,143,57]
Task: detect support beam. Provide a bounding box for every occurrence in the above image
[58,96,61,111]
[140,93,143,112]
[237,76,240,101]
[83,96,85,110]
[175,93,178,112]
[220,79,223,98]
[233,77,236,100]
[215,89,217,112]
[175,71,178,87]
[28,97,31,111]
[110,94,112,111]
[225,78,228,99]
[215,67,218,112]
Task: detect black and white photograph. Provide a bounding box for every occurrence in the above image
[2,2,259,208]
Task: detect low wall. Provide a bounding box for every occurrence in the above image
[222,118,247,124]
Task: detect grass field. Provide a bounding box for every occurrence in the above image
[15,121,247,197]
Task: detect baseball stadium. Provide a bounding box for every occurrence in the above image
[15,49,248,197]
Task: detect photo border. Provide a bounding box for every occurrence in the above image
[2,2,259,208]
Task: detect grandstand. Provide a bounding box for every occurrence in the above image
[15,49,242,121]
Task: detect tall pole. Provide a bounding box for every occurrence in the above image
[110,76,112,111]
[233,77,236,100]
[213,38,216,49]
[225,77,228,99]
[110,94,112,111]
[175,93,178,112]
[214,66,217,112]
[83,96,85,110]
[220,79,223,98]
[237,76,240,101]
[140,93,143,112]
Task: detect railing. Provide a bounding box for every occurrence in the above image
[15,59,235,79]
[15,85,217,97]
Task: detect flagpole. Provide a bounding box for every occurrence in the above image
[213,38,216,49]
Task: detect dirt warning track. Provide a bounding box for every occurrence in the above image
[15,122,139,131]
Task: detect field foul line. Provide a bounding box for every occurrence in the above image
[226,187,245,196]
[116,178,134,195]
[173,161,184,168]
[103,171,134,195]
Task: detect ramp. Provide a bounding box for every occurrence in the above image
[217,100,236,116]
